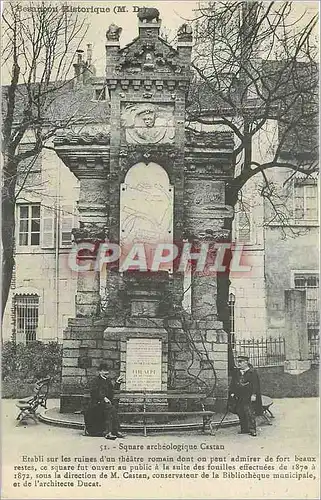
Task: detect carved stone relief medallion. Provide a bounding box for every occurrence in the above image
[121,103,175,145]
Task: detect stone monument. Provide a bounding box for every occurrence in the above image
[54,9,234,413]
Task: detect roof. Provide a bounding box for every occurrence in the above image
[2,79,110,128]
[2,60,317,158]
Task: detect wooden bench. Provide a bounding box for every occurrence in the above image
[258,395,274,425]
[16,377,51,424]
[114,391,215,437]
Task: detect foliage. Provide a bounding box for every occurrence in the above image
[2,340,62,383]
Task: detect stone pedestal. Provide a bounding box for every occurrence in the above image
[284,289,311,374]
[60,317,105,413]
[284,359,311,374]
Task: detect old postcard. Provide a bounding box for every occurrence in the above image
[1,0,319,499]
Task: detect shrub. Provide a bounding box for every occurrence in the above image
[2,340,62,384]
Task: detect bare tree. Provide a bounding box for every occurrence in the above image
[187,1,319,338]
[189,1,318,202]
[1,1,89,319]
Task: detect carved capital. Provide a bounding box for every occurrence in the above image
[184,227,231,242]
[72,224,108,243]
[54,130,110,146]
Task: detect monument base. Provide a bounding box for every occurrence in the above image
[60,394,88,414]
[104,325,169,393]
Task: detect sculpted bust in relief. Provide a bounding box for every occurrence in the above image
[121,103,175,145]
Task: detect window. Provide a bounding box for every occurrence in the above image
[14,294,39,344]
[294,272,319,339]
[60,205,74,247]
[235,203,251,243]
[18,204,40,246]
[293,182,318,221]
[228,292,236,348]
[94,87,106,101]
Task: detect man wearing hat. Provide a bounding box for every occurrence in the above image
[230,354,262,437]
[88,363,125,439]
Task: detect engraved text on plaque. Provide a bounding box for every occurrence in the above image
[125,338,162,391]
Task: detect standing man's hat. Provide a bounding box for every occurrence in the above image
[98,362,109,371]
[237,354,249,361]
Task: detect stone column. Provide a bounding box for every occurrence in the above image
[183,177,233,410]
[73,171,109,316]
[73,227,107,317]
[284,288,311,374]
[190,239,217,321]
[75,267,100,317]
[184,178,233,320]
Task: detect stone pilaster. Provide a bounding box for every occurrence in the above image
[184,177,233,320]
[183,139,234,410]
[72,226,107,317]
[284,289,311,374]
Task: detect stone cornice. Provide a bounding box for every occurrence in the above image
[54,132,110,179]
[54,131,110,146]
[185,130,234,150]
[183,228,232,241]
[185,205,234,219]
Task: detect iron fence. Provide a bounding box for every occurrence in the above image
[233,335,319,367]
[233,336,286,367]
[309,336,320,364]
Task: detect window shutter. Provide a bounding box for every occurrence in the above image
[41,206,55,248]
[60,205,76,247]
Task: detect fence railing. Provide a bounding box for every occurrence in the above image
[233,336,286,367]
[309,336,320,364]
[233,335,319,367]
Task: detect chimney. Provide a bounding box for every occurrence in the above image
[87,44,92,66]
[73,49,85,83]
[177,24,193,65]
[74,47,96,85]
[85,43,96,77]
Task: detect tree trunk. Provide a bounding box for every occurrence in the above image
[1,162,17,322]
[216,187,238,374]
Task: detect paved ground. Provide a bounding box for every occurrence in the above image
[1,397,320,500]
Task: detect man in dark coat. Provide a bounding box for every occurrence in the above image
[90,363,124,439]
[230,355,263,437]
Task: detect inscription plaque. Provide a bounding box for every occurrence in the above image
[125,338,162,391]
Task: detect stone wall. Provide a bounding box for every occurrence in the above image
[60,317,105,412]
[265,227,319,338]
